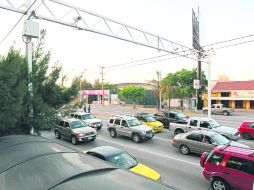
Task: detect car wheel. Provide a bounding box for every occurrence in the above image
[180,145,190,155]
[242,132,251,140]
[71,135,77,145]
[174,129,184,136]
[223,111,229,116]
[55,131,61,139]
[109,129,117,138]
[211,178,230,190]
[132,133,141,143]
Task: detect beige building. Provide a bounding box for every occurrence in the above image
[203,80,254,109]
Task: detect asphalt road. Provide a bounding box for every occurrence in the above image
[42,105,254,190]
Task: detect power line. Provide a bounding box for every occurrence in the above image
[203,33,254,47]
[0,0,38,46]
[212,38,254,50]
[106,55,181,71]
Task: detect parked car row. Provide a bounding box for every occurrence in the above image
[53,109,253,190]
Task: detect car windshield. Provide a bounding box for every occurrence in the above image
[128,119,141,127]
[211,133,230,145]
[82,114,95,120]
[70,120,87,128]
[145,116,156,122]
[208,119,221,128]
[177,113,186,119]
[107,152,138,169]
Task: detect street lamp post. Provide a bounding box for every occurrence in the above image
[79,69,87,103]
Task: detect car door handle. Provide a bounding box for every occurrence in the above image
[188,127,191,129]
[198,128,201,130]
[222,172,229,175]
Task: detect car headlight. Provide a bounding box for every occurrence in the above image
[76,133,84,137]
[141,130,146,135]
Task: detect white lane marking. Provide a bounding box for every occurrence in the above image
[153,136,173,142]
[97,137,199,167]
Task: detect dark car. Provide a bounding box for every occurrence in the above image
[86,146,161,181]
[153,110,188,128]
[0,135,173,190]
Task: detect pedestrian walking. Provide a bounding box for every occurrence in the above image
[88,105,91,113]
[83,105,86,112]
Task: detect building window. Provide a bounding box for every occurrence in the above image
[235,100,243,109]
[221,100,229,107]
[221,92,230,97]
[250,101,254,109]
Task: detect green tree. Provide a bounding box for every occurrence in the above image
[93,79,102,89]
[162,68,207,110]
[0,48,27,136]
[0,30,77,136]
[119,86,145,108]
[71,77,93,90]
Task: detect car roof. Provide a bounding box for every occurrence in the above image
[87,146,124,158]
[62,117,80,122]
[73,112,91,116]
[215,145,254,158]
[111,115,136,120]
[185,130,217,136]
[242,120,254,123]
[0,135,174,190]
[188,117,212,121]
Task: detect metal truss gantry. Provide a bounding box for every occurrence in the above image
[0,0,206,62]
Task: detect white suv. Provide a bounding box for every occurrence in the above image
[107,115,154,143]
[71,112,103,130]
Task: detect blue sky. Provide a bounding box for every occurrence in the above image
[0,0,254,85]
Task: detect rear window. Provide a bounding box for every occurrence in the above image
[247,122,254,128]
[226,156,254,175]
[109,118,114,124]
[207,152,225,165]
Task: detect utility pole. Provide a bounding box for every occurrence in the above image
[79,69,87,103]
[26,0,34,134]
[208,51,212,118]
[156,71,162,110]
[100,66,105,107]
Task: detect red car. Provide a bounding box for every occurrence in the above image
[238,121,254,140]
[200,145,254,190]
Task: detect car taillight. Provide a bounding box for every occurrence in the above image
[204,162,209,168]
[172,139,176,143]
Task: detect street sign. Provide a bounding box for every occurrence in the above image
[193,79,200,89]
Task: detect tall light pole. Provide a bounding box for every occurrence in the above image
[79,69,86,103]
[207,50,212,118]
[156,71,162,110]
[100,66,105,107]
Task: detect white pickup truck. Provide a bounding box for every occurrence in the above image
[170,117,240,141]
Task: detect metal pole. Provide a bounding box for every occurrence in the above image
[79,76,82,103]
[26,0,34,134]
[208,51,212,118]
[195,88,198,112]
[101,67,105,107]
[159,71,162,110]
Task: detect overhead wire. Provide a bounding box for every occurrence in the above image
[0,0,38,46]
[104,33,254,72]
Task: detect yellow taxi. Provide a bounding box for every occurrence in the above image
[86,146,161,181]
[137,114,164,133]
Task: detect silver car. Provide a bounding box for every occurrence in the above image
[172,130,249,155]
